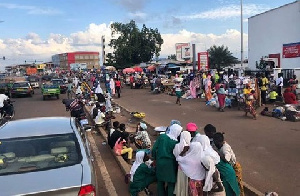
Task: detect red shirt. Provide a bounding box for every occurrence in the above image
[115,81,121,87]
[130,76,134,83]
[283,92,297,104]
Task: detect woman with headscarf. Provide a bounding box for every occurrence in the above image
[193,135,220,165]
[129,151,156,196]
[173,131,191,196]
[283,87,298,104]
[204,75,213,101]
[217,85,226,112]
[152,124,183,196]
[110,78,115,97]
[202,156,225,196]
[177,142,206,196]
[165,119,181,134]
[94,83,105,103]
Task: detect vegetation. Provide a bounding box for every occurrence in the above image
[168,54,176,60]
[108,20,163,69]
[208,45,238,69]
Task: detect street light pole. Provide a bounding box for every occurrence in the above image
[241,0,244,68]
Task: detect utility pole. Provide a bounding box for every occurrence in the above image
[192,44,196,74]
[241,0,244,68]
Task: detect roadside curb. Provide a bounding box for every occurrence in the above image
[111,100,265,196]
[84,105,147,196]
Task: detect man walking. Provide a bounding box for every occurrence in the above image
[260,74,269,105]
[115,78,122,98]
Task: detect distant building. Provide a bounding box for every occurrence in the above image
[52,51,100,70]
[248,1,300,70]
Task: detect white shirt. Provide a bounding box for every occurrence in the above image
[220,142,236,166]
[276,77,283,87]
[0,94,8,108]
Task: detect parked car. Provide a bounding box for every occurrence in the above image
[11,81,34,98]
[52,79,68,94]
[27,75,40,89]
[0,117,96,196]
[41,83,60,100]
[0,82,12,97]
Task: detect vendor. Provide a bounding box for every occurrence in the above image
[283,88,298,104]
[243,84,251,95]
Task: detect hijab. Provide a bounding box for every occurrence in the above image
[177,142,206,180]
[167,124,183,141]
[202,155,216,192]
[130,151,145,182]
[173,131,191,158]
[166,120,181,134]
[193,135,220,164]
[95,83,103,94]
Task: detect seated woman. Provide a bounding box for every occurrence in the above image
[114,133,133,164]
[129,151,156,196]
[133,122,151,149]
[283,88,298,104]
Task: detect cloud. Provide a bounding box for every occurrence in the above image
[0,23,248,68]
[116,0,148,12]
[128,12,147,23]
[179,4,270,20]
[0,3,62,15]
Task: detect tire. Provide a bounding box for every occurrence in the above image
[43,95,46,100]
[56,94,59,99]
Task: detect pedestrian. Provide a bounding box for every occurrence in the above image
[186,122,198,140]
[177,142,206,196]
[174,80,183,105]
[129,151,156,196]
[151,124,183,196]
[269,88,278,104]
[217,85,226,112]
[260,74,269,105]
[108,122,124,149]
[244,90,257,120]
[193,135,220,165]
[115,78,122,98]
[67,81,73,99]
[94,82,104,102]
[213,132,244,196]
[204,75,213,101]
[165,119,181,134]
[173,131,191,196]
[203,124,217,146]
[201,156,225,195]
[110,78,115,97]
[275,74,283,97]
[283,87,298,104]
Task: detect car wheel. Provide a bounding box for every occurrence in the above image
[43,95,46,100]
[32,90,35,95]
[56,94,59,99]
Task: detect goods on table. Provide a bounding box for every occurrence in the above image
[131,112,146,119]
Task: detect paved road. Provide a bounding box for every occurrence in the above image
[112,85,300,196]
[11,89,129,196]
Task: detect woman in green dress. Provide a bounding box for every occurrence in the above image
[129,151,156,196]
[152,124,183,196]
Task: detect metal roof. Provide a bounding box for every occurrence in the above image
[0,117,76,139]
[249,1,298,19]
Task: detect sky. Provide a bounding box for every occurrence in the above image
[0,0,296,68]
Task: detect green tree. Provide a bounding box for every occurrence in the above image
[109,20,163,69]
[106,53,115,66]
[168,54,176,60]
[256,57,267,70]
[208,45,238,69]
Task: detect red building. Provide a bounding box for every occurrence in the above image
[52,51,100,70]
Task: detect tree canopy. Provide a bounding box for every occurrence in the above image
[208,45,238,70]
[108,20,163,69]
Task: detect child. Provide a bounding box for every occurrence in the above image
[129,151,156,196]
[213,132,244,196]
[269,89,278,104]
[174,81,183,105]
[114,132,133,164]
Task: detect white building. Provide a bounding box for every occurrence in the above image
[248,1,300,70]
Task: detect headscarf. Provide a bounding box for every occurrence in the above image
[202,156,216,192]
[110,78,115,89]
[139,122,147,130]
[166,124,182,141]
[95,83,103,94]
[173,131,191,158]
[177,142,205,180]
[186,122,198,132]
[130,151,145,182]
[193,135,220,164]
[166,120,181,134]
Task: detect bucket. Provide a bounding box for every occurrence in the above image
[115,107,121,113]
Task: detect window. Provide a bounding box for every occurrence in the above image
[84,55,88,59]
[79,56,84,59]
[0,133,82,175]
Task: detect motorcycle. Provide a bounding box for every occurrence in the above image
[0,99,15,125]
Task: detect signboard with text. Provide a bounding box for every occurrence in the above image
[198,52,209,70]
[282,42,300,58]
[175,43,191,62]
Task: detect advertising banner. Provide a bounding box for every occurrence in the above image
[175,43,191,61]
[198,52,209,70]
[282,42,300,58]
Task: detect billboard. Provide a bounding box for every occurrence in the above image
[198,52,209,70]
[175,43,191,61]
[282,42,300,58]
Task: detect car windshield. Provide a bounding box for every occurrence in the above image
[0,133,81,175]
[44,84,59,88]
[52,80,63,85]
[28,77,39,82]
[13,83,28,88]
